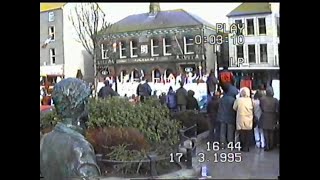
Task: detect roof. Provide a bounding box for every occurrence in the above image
[40,3,66,12]
[107,9,216,34]
[227,3,272,17]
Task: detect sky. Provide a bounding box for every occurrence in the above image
[100,3,240,26]
[100,3,279,27]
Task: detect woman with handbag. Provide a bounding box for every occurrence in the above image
[253,91,265,149]
[233,87,254,152]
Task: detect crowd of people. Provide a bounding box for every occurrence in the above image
[206,67,280,152]
[96,66,280,152]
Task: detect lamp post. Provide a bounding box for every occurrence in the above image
[215,44,221,79]
[215,44,221,93]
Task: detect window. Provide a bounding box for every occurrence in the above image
[119,41,127,59]
[246,19,254,35]
[236,45,244,59]
[258,18,266,35]
[152,69,161,83]
[235,20,243,35]
[48,12,55,22]
[248,45,256,63]
[132,69,140,81]
[260,44,268,63]
[49,26,55,40]
[101,44,108,59]
[130,40,138,58]
[163,37,172,56]
[49,48,56,64]
[184,36,194,54]
[151,39,159,57]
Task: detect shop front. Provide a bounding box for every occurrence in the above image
[40,65,64,105]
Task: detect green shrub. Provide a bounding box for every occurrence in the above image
[40,97,182,158]
[171,110,209,134]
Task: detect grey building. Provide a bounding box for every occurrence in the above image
[40,3,93,84]
[97,3,228,82]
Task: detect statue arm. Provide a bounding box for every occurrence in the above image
[74,145,101,178]
[77,163,100,179]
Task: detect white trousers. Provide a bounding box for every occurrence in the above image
[254,127,265,148]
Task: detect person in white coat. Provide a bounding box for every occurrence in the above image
[233,87,254,152]
[253,91,265,148]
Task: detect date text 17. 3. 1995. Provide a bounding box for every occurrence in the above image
[194,34,244,46]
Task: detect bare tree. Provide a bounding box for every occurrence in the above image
[69,3,112,89]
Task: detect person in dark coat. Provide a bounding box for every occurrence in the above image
[98,81,119,99]
[166,86,177,111]
[137,78,152,102]
[176,82,188,111]
[217,84,238,147]
[259,87,279,151]
[186,90,200,111]
[207,69,218,96]
[207,92,221,142]
[159,92,167,105]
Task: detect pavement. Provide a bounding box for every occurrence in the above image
[197,142,279,179]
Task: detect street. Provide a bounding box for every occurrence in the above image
[198,143,279,179]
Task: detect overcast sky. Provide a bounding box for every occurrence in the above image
[100,3,279,27]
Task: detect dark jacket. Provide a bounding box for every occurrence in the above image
[259,87,279,130]
[186,90,200,111]
[207,73,218,93]
[166,90,177,109]
[207,97,220,123]
[137,82,152,97]
[176,87,188,105]
[217,85,238,124]
[159,94,167,105]
[98,86,119,98]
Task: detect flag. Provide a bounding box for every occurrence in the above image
[42,35,53,48]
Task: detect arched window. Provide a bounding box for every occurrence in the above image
[164,68,174,82]
[130,69,140,82]
[120,70,128,83]
[152,68,161,83]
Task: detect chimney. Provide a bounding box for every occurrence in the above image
[149,3,160,16]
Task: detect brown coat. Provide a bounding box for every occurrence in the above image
[259,96,279,130]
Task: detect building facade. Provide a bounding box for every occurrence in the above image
[40,3,93,85]
[97,3,227,84]
[227,3,279,89]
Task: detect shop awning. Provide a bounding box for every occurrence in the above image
[40,65,63,76]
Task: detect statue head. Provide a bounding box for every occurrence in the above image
[52,78,91,129]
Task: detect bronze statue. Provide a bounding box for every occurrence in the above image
[40,78,100,180]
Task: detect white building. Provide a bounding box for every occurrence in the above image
[40,3,93,85]
[226,3,279,89]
